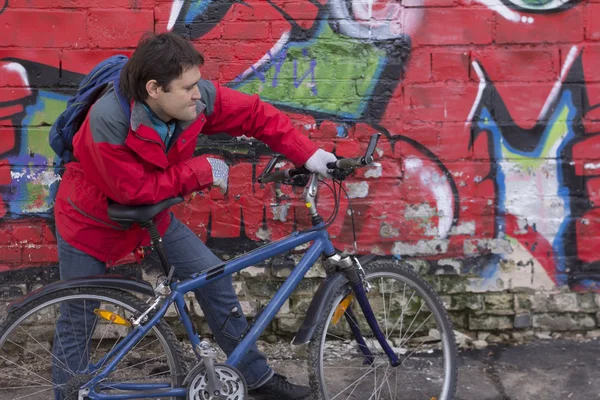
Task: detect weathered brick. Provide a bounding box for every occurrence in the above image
[473,47,560,82]
[411,9,493,46]
[87,9,154,48]
[587,4,600,41]
[23,244,58,264]
[62,49,134,74]
[533,313,595,331]
[448,293,483,311]
[0,9,86,48]
[9,0,154,7]
[496,10,584,44]
[469,315,512,331]
[431,50,470,82]
[11,225,44,244]
[0,246,22,263]
[480,294,515,315]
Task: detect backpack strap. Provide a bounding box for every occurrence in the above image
[113,78,132,121]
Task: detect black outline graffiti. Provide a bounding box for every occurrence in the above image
[499,0,580,14]
[0,0,7,16]
[468,51,597,287]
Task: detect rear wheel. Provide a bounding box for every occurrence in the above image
[308,261,457,399]
[0,287,185,400]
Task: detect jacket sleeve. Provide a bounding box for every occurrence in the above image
[200,81,318,166]
[75,108,213,206]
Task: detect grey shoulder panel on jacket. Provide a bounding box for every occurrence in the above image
[89,87,130,145]
[198,79,216,116]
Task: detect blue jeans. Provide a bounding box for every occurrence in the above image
[51,214,273,399]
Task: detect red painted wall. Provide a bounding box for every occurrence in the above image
[1,0,599,291]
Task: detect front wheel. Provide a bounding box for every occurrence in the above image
[308,261,458,400]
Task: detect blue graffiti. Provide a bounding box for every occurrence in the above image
[476,90,578,286]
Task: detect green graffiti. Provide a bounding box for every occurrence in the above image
[236,24,385,118]
[500,104,571,169]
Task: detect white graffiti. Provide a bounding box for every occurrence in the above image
[403,157,454,238]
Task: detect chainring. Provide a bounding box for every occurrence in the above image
[186,362,247,400]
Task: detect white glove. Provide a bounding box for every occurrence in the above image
[207,158,229,193]
[305,149,338,179]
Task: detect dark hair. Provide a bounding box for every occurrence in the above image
[119,32,204,102]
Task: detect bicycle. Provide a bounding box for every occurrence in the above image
[0,133,457,400]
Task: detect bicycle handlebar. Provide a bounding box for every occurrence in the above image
[257,133,381,184]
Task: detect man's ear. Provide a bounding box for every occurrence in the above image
[146,79,160,99]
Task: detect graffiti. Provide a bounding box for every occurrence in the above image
[1,0,600,293]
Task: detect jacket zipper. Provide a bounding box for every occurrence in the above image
[67,197,129,231]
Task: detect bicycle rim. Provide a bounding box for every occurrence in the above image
[315,267,456,400]
[0,290,181,400]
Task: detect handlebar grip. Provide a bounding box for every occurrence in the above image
[258,170,288,183]
[327,157,364,170]
[258,167,310,183]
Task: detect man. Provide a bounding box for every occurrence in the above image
[52,32,336,399]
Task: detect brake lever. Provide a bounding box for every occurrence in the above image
[330,168,354,181]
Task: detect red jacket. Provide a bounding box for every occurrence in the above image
[55,80,317,265]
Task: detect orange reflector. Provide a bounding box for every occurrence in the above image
[94,309,131,326]
[332,294,354,325]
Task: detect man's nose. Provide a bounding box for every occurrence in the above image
[192,86,201,100]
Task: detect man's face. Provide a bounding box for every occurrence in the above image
[155,66,202,122]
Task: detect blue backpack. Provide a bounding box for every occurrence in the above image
[49,55,131,163]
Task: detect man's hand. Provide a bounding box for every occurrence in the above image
[207,158,229,193]
[305,149,337,179]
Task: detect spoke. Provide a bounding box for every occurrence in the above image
[15,326,74,376]
[0,384,52,390]
[65,302,84,369]
[386,285,412,341]
[13,386,53,400]
[397,301,424,346]
[0,370,52,385]
[398,312,432,349]
[0,355,54,386]
[394,366,399,399]
[112,354,166,375]
[90,319,112,365]
[79,300,100,372]
[381,278,388,338]
[326,332,352,342]
[401,329,435,362]
[386,366,394,400]
[368,365,392,400]
[329,363,385,400]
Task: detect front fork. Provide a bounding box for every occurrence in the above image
[326,254,400,367]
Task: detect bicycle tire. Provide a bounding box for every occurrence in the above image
[308,261,458,400]
[0,287,186,400]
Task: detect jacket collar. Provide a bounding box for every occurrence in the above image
[130,100,206,132]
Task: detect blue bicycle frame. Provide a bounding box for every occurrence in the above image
[81,169,398,399]
[83,226,334,399]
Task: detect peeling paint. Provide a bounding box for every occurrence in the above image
[345,181,369,198]
[271,203,290,222]
[449,221,476,236]
[379,222,399,238]
[437,258,462,274]
[405,203,436,220]
[464,239,513,256]
[364,162,382,178]
[256,227,270,241]
[392,240,449,257]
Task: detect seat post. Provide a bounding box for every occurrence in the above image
[140,220,174,281]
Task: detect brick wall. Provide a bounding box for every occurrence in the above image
[1,0,600,338]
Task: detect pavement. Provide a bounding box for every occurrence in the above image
[266,339,600,400]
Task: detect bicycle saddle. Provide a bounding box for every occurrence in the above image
[108,196,184,224]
